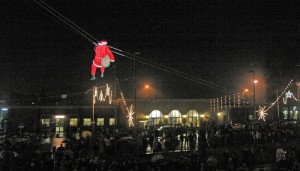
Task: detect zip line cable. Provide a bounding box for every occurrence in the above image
[31,0,230,93]
[37,0,101,46]
[114,52,230,93]
[32,0,97,45]
[30,0,231,93]
[38,0,99,44]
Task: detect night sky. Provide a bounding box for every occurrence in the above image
[1,0,300,101]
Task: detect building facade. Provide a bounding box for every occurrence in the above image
[2,98,212,134]
[3,96,297,135]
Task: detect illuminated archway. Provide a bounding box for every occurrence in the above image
[149,110,163,125]
[168,110,181,125]
[187,110,199,127]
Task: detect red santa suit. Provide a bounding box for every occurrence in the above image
[91,40,115,78]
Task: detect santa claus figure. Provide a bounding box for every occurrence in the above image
[90,40,115,80]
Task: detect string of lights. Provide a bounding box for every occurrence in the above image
[116,79,128,108]
[116,79,135,126]
[282,90,299,104]
[210,79,294,114]
[267,79,294,111]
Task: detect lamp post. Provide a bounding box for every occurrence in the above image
[144,84,149,98]
[244,89,249,121]
[244,89,249,105]
[91,85,104,137]
[133,52,139,155]
[253,80,258,121]
[296,82,300,121]
[113,65,117,147]
[92,86,96,136]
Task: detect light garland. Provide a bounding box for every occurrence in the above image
[283,90,299,104]
[225,96,227,109]
[266,80,294,111]
[94,84,113,104]
[210,79,295,119]
[233,94,236,108]
[217,98,219,111]
[220,97,223,110]
[252,80,294,122]
[116,79,135,126]
[237,93,240,107]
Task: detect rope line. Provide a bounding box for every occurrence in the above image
[32,0,97,45]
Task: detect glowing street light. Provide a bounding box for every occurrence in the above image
[142,84,153,98]
[253,80,258,120]
[243,89,249,121]
[243,89,249,105]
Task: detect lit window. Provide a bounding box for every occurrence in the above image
[97,118,104,126]
[83,118,91,126]
[187,110,199,118]
[41,119,50,127]
[169,110,181,118]
[70,118,78,127]
[150,110,163,118]
[109,118,115,126]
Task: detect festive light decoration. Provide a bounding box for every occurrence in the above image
[225,96,227,109]
[94,84,113,104]
[90,40,115,80]
[213,99,216,111]
[283,90,299,104]
[257,105,268,121]
[217,98,219,111]
[127,104,135,127]
[237,93,240,107]
[220,97,223,110]
[210,79,295,116]
[233,94,236,108]
[229,95,231,108]
[266,80,294,111]
[116,79,135,126]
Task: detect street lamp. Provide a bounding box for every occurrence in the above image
[133,52,139,155]
[143,84,151,98]
[243,89,249,121]
[253,80,258,120]
[243,89,249,105]
[91,85,105,137]
[296,82,300,121]
[92,86,96,135]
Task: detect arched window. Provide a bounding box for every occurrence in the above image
[187,110,199,127]
[150,110,162,118]
[149,110,163,125]
[168,110,181,125]
[292,106,298,120]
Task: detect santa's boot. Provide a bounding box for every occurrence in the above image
[101,72,104,78]
[90,75,96,80]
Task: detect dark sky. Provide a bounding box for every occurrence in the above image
[1,0,300,101]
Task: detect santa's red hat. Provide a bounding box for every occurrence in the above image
[98,40,107,45]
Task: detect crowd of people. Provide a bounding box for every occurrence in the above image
[0,122,299,170]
